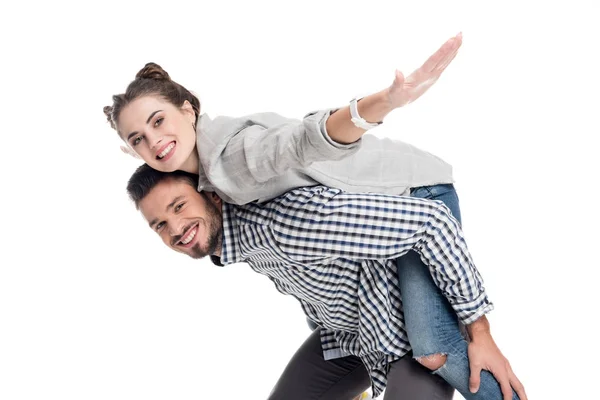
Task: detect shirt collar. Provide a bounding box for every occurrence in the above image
[195,114,212,192]
[211,202,244,266]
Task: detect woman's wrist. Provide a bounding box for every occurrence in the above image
[357,89,394,123]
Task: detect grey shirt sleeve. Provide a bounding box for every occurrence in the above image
[219,109,362,184]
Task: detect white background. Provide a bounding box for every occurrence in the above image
[1,0,598,399]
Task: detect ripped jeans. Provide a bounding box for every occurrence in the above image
[399,184,519,399]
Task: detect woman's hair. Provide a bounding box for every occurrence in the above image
[103,62,201,132]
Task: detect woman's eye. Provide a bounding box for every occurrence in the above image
[175,203,185,212]
[132,136,142,146]
[154,117,163,127]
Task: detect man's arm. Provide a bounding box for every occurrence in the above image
[467,316,527,400]
[269,186,491,325]
[269,186,527,400]
[326,33,462,144]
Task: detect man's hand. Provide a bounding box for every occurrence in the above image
[387,32,463,109]
[467,316,527,400]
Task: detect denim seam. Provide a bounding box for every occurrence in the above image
[430,359,450,377]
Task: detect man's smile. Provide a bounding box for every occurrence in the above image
[176,222,200,248]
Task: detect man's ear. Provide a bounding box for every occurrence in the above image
[120,145,141,159]
[209,192,222,206]
[181,100,196,125]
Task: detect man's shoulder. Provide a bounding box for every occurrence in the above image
[227,186,340,216]
[249,186,344,218]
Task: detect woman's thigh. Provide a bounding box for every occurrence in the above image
[396,185,465,368]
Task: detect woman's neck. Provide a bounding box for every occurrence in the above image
[179,146,200,174]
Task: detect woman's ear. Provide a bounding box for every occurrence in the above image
[181,100,196,125]
[120,145,141,159]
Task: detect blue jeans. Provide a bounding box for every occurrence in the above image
[399,184,519,399]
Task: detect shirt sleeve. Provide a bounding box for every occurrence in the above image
[268,186,493,325]
[219,110,361,184]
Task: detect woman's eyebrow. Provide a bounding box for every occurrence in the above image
[127,110,163,140]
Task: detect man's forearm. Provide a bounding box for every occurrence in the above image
[467,314,491,339]
[274,187,492,324]
[325,90,392,144]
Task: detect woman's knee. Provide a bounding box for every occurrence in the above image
[415,353,447,371]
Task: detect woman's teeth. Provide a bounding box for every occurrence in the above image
[157,143,175,159]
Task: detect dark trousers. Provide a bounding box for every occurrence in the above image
[268,328,454,400]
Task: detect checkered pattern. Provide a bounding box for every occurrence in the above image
[218,186,493,398]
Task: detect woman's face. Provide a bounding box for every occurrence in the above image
[118,96,197,172]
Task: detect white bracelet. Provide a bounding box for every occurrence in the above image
[349,97,383,130]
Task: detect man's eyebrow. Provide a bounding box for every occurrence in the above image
[148,195,185,229]
[126,110,163,141]
[166,196,185,212]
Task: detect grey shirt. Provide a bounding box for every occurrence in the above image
[195,108,453,204]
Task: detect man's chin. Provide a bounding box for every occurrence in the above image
[174,244,208,260]
[174,225,220,260]
[188,253,207,260]
[188,244,209,259]
[187,230,220,260]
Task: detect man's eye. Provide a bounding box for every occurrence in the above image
[154,117,163,127]
[156,222,165,231]
[175,203,185,212]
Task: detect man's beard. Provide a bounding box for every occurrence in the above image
[188,201,223,259]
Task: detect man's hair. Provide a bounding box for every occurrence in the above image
[126,163,200,209]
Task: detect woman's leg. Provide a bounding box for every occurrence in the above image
[397,184,518,399]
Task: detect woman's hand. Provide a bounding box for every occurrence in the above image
[387,32,463,109]
[326,33,463,144]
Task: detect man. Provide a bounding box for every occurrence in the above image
[126,164,526,400]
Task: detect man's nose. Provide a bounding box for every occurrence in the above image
[168,221,186,238]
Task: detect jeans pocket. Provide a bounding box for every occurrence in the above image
[412,184,455,200]
[410,186,435,200]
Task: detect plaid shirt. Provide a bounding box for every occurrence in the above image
[216,186,493,397]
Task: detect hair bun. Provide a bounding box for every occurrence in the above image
[135,62,170,81]
[103,105,116,129]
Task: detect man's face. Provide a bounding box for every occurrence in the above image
[138,178,223,259]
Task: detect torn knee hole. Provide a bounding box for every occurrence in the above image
[414,353,447,370]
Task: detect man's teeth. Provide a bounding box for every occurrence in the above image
[158,143,175,159]
[181,227,197,245]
